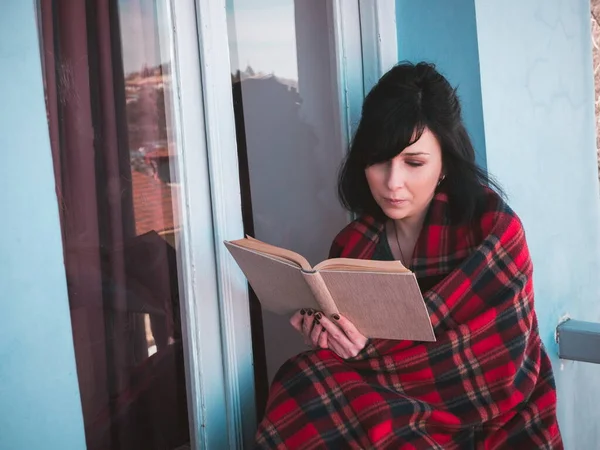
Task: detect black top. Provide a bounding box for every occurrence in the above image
[371,230,396,262]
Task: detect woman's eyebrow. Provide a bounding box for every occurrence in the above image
[402,151,430,156]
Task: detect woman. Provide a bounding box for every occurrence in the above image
[254,62,562,449]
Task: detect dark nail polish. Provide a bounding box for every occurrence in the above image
[300,309,306,315]
[332,314,340,320]
[315,319,320,325]
[315,312,322,320]
[307,309,313,316]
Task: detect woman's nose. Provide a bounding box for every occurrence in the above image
[386,164,405,190]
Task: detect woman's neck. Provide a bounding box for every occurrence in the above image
[391,210,428,244]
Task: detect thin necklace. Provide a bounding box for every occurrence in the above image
[392,222,407,265]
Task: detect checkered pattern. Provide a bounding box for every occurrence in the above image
[255,189,562,449]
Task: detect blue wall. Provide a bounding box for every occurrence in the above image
[0,3,86,449]
[396,0,487,168]
[474,0,600,447]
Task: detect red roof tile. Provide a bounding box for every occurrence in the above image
[131,170,178,236]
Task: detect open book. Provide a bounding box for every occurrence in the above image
[224,237,435,342]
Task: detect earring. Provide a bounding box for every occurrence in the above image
[437,175,446,187]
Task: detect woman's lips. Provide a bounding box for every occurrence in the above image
[384,198,408,206]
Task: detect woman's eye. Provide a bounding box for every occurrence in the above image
[406,161,424,167]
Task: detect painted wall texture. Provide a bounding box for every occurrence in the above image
[474,0,600,447]
[592,0,600,185]
[396,0,487,168]
[0,3,86,449]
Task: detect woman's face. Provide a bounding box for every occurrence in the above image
[365,128,444,222]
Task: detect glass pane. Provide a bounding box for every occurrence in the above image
[37,1,191,449]
[226,0,350,399]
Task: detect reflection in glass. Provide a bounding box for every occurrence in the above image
[37,1,190,448]
[227,0,350,416]
[228,0,299,82]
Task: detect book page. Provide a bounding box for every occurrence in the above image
[227,237,312,271]
[225,242,320,314]
[320,270,435,341]
[314,257,410,273]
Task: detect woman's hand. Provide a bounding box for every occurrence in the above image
[290,310,368,359]
[319,314,368,359]
[290,309,328,349]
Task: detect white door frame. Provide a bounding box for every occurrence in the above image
[329,0,366,146]
[330,0,398,142]
[359,0,398,93]
[168,0,398,448]
[167,0,251,449]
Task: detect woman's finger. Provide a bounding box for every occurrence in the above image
[330,314,368,347]
[318,315,353,349]
[289,309,306,332]
[319,314,368,358]
[310,319,323,348]
[302,309,315,340]
[318,329,328,349]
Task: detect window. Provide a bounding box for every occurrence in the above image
[37,1,190,448]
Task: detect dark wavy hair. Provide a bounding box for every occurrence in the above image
[338,61,502,224]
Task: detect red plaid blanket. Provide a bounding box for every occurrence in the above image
[254,189,562,449]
